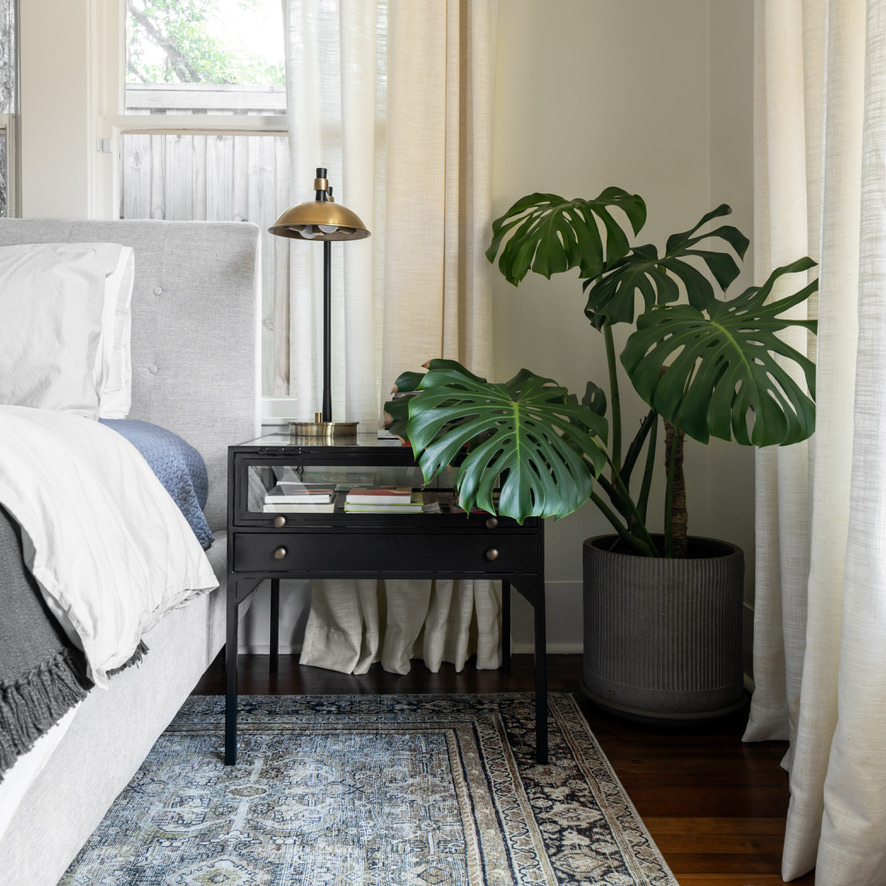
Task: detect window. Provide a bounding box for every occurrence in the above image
[117,0,289,398]
[0,0,18,218]
[124,0,285,115]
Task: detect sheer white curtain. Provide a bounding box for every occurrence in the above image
[745,1,886,882]
[282,0,500,675]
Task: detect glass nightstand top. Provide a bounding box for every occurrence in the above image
[237,432,405,450]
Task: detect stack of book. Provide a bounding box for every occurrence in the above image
[344,486,424,513]
[263,481,336,513]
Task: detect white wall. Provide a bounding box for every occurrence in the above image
[708,0,756,667]
[20,0,93,218]
[492,0,755,652]
[16,0,755,658]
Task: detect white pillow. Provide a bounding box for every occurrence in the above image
[0,243,135,419]
[96,245,135,418]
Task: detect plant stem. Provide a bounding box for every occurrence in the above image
[621,409,657,487]
[594,473,634,522]
[590,491,659,556]
[636,413,658,526]
[603,322,622,476]
[664,420,687,558]
[664,421,686,558]
[595,452,661,556]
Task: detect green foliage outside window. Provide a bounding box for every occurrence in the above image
[126,0,284,86]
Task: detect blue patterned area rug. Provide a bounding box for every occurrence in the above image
[60,693,677,886]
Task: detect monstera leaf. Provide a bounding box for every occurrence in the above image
[395,360,608,523]
[582,204,750,328]
[384,369,430,442]
[621,258,818,447]
[485,188,647,285]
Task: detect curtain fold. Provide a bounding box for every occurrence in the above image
[282,0,500,676]
[747,1,886,882]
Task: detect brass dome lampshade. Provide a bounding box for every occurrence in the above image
[269,167,370,436]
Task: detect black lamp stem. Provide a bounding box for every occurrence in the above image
[322,238,332,423]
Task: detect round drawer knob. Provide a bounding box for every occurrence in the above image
[485,517,499,530]
[274,515,286,528]
[273,546,287,560]
[485,548,500,562]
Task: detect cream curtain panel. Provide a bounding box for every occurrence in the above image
[281,0,500,675]
[745,1,886,883]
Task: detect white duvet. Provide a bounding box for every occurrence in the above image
[0,405,219,688]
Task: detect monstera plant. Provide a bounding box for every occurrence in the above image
[385,187,818,558]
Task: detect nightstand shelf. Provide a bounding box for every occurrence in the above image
[225,434,548,764]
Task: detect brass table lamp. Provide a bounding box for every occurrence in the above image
[269,167,370,438]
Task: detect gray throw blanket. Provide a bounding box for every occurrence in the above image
[0,502,150,779]
[0,505,92,778]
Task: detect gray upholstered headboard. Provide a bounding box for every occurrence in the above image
[0,219,261,530]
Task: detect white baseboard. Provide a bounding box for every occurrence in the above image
[511,642,583,655]
[240,642,586,656]
[239,643,301,655]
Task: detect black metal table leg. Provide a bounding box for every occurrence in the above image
[225,579,240,765]
[269,579,280,674]
[534,577,548,764]
[501,579,511,672]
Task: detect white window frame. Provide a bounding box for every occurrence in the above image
[0,112,16,216]
[91,0,292,425]
[1,0,19,217]
[92,0,289,219]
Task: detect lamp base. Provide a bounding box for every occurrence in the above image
[288,420,359,441]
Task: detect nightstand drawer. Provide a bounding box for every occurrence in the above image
[232,531,538,576]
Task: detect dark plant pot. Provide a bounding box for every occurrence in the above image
[581,534,746,722]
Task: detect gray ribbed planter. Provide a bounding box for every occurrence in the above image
[582,535,745,721]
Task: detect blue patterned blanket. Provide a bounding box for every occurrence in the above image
[100,419,213,549]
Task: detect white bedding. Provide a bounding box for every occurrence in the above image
[0,405,219,687]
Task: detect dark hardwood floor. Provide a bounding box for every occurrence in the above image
[194,653,814,886]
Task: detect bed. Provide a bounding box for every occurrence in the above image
[0,218,260,886]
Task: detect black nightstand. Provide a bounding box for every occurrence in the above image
[225,434,548,763]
